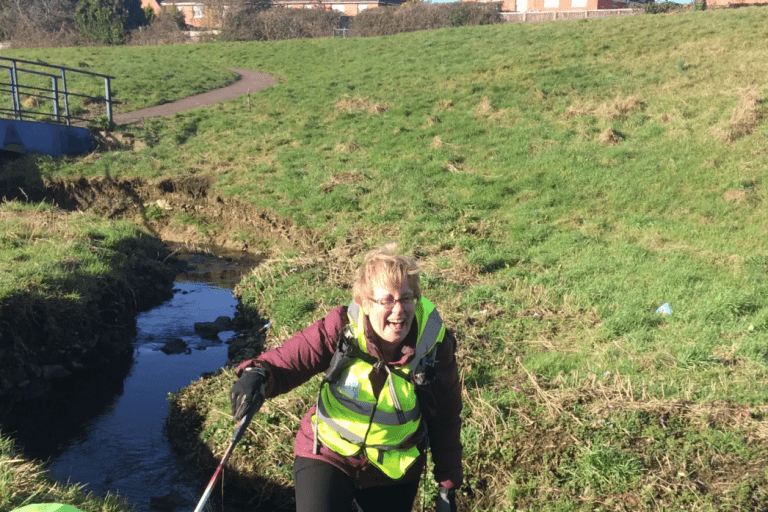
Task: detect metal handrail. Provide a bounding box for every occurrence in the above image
[0,57,115,127]
[0,107,100,126]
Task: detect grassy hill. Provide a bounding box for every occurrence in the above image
[4,6,768,511]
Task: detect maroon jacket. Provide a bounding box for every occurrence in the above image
[234,304,463,490]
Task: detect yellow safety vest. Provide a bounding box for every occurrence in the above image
[313,298,445,479]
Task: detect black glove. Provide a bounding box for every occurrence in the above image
[435,486,457,512]
[229,366,269,422]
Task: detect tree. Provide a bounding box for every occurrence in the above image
[74,0,146,44]
[198,0,251,29]
[0,0,78,39]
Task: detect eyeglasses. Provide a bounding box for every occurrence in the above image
[369,296,416,308]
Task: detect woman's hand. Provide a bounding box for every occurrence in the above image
[229,366,269,421]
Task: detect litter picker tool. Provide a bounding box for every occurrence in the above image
[192,401,260,512]
[192,322,271,512]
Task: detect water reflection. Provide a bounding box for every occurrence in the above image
[5,347,134,461]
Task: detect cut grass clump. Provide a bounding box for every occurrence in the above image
[724,89,764,142]
[334,95,389,115]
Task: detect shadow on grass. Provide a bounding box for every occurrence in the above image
[167,396,297,512]
[0,151,47,202]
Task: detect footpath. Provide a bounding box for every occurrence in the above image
[113,68,276,125]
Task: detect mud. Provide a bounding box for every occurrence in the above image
[43,175,311,255]
[171,244,263,288]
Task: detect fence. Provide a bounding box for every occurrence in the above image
[502,8,637,22]
[0,57,115,127]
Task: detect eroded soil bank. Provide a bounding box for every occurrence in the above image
[44,175,309,255]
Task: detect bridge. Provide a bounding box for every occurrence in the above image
[1,58,115,157]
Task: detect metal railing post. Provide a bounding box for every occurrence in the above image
[1,57,117,126]
[11,61,21,120]
[104,76,113,126]
[52,77,60,123]
[61,68,71,126]
[8,68,17,119]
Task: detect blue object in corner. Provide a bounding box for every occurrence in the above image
[0,119,93,156]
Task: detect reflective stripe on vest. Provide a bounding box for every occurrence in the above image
[314,297,445,479]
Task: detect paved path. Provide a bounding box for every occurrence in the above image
[113,68,276,125]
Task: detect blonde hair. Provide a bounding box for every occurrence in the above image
[351,243,421,306]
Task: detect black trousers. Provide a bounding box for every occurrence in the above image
[293,456,420,512]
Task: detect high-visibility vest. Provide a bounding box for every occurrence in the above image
[313,298,445,479]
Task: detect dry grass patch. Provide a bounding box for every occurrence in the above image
[712,88,764,142]
[722,185,760,207]
[334,95,389,114]
[604,95,642,120]
[599,127,623,145]
[565,95,643,122]
[92,130,147,152]
[333,140,360,154]
[474,96,508,121]
[723,189,747,203]
[21,96,43,108]
[660,112,677,122]
[0,203,81,242]
[3,451,50,498]
[445,161,465,173]
[458,383,527,510]
[319,170,365,193]
[419,245,480,284]
[515,364,768,437]
[459,357,768,510]
[726,91,762,141]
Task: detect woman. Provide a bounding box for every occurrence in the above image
[229,244,463,512]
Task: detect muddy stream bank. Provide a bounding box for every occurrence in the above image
[6,248,265,512]
[0,173,304,511]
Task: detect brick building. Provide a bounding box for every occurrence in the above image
[705,0,768,5]
[465,0,626,13]
[141,0,403,27]
[509,0,624,10]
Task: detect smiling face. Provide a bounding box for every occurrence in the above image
[364,279,417,347]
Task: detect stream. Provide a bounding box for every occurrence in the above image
[7,249,260,512]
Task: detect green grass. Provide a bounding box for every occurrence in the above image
[5,6,768,511]
[0,200,163,302]
[0,432,133,512]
